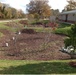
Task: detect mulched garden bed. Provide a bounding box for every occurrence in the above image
[0,31,71,60]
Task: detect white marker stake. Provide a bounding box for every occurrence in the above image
[12,37,15,40]
[19,31,21,35]
[6,43,8,47]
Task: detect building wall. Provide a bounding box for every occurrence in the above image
[59,14,66,21]
[50,16,56,22]
[59,13,76,23]
[68,14,73,21]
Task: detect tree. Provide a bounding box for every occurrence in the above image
[5,7,12,19]
[0,2,25,19]
[26,0,51,19]
[0,3,5,18]
[64,0,76,11]
[17,9,25,18]
[51,9,59,16]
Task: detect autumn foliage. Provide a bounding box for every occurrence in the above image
[26,0,51,19]
[19,20,28,26]
[44,22,58,30]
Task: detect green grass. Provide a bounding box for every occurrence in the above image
[0,22,23,33]
[0,32,3,37]
[54,27,71,35]
[0,22,13,32]
[0,60,76,74]
[0,23,8,37]
[24,27,52,33]
[58,23,71,28]
[54,23,72,35]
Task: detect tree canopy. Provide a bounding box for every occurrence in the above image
[26,0,51,19]
[63,0,76,11]
[51,9,59,16]
[0,2,25,19]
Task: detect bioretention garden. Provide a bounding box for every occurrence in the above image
[0,19,76,74]
[0,0,76,74]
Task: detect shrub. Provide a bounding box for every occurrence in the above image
[64,38,71,48]
[48,22,58,28]
[19,20,28,27]
[31,21,43,25]
[64,24,76,55]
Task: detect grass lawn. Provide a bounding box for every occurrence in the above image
[0,32,3,37]
[0,21,23,34]
[54,23,71,35]
[24,26,52,33]
[54,27,71,35]
[0,23,11,30]
[0,23,8,37]
[0,60,76,74]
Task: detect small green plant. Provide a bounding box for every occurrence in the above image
[64,38,71,48]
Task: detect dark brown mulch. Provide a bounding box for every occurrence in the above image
[21,29,36,34]
[0,31,71,60]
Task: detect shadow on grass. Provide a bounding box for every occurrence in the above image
[0,62,76,74]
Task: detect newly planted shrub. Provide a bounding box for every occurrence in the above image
[46,22,58,30]
[64,38,71,48]
[19,20,28,27]
[64,24,76,57]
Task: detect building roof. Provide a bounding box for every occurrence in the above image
[60,10,76,14]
